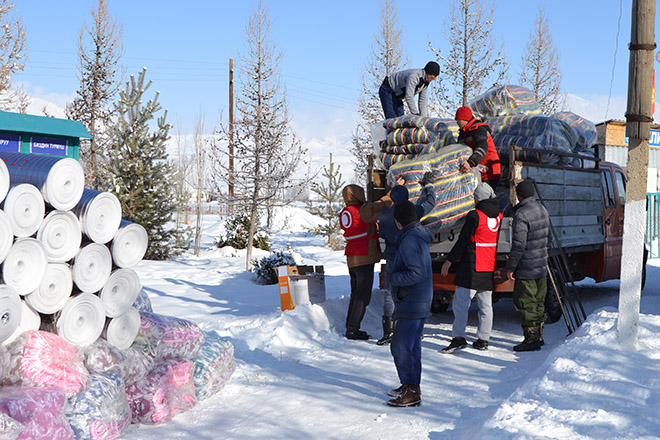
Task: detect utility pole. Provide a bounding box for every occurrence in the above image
[617,0,655,349]
[228,58,235,213]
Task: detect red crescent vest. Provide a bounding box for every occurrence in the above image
[463,121,501,181]
[472,209,502,272]
[340,205,375,256]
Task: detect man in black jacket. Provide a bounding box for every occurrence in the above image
[504,180,551,352]
[440,183,502,352]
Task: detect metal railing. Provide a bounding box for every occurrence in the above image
[647,192,660,258]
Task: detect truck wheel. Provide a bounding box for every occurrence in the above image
[431,290,451,314]
[545,279,562,324]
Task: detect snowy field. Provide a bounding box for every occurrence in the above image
[122,205,660,439]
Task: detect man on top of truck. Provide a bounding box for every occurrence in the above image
[379,61,440,119]
[455,106,501,190]
[505,179,551,352]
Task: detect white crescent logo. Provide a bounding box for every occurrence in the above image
[341,210,353,229]
[487,216,500,232]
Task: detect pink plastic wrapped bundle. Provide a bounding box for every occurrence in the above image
[0,386,74,440]
[3,330,89,397]
[66,373,130,440]
[125,359,197,425]
[134,312,204,361]
[192,332,236,401]
[83,339,153,387]
[0,344,9,382]
[0,412,25,440]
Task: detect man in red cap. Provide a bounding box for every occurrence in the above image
[454,106,501,190]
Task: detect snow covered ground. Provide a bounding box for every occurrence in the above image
[121,205,660,439]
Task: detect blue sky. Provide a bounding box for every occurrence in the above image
[11,0,658,172]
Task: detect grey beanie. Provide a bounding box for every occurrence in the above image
[474,182,496,202]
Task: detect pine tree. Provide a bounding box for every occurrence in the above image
[519,7,565,115]
[306,153,345,248]
[106,68,190,260]
[351,0,407,183]
[429,0,508,111]
[66,0,123,190]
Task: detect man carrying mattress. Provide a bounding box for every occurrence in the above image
[455,106,501,190]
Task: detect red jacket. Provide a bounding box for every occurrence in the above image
[458,118,501,182]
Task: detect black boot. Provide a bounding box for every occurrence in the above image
[513,326,542,352]
[377,316,394,346]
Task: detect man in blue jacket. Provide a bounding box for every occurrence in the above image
[505,180,551,352]
[377,177,435,345]
[379,61,439,119]
[386,201,433,407]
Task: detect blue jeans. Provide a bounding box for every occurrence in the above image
[390,318,425,385]
[379,82,405,119]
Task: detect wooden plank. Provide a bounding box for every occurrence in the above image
[550,215,601,227]
[522,166,601,187]
[542,200,602,217]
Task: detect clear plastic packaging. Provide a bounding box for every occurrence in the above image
[133,312,204,361]
[192,332,236,401]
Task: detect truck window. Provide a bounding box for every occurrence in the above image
[602,170,616,207]
[615,172,626,206]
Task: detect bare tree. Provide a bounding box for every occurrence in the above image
[0,1,26,110]
[519,7,565,115]
[351,0,407,182]
[212,1,309,270]
[66,0,123,190]
[173,117,193,228]
[429,0,508,111]
[192,113,206,256]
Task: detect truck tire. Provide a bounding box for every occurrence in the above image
[431,290,451,314]
[545,278,563,324]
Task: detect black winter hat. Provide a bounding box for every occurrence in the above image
[424,61,440,77]
[394,200,417,226]
[516,180,535,199]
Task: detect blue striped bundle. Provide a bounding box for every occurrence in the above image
[387,144,479,234]
[469,85,542,121]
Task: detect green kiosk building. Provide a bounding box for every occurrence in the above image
[0,110,91,160]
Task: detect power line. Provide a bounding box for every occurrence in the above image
[605,0,623,120]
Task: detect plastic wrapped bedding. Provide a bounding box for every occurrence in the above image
[387,144,479,234]
[192,332,235,401]
[83,338,153,387]
[0,386,74,440]
[488,114,577,165]
[125,358,197,425]
[378,116,459,169]
[0,412,25,440]
[551,111,598,151]
[3,330,89,397]
[132,288,153,313]
[0,344,9,382]
[65,373,130,440]
[469,85,542,121]
[133,312,204,362]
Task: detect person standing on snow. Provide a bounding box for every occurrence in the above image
[386,201,433,408]
[504,180,551,352]
[455,106,501,190]
[440,183,502,353]
[379,61,440,119]
[340,184,393,340]
[377,176,435,346]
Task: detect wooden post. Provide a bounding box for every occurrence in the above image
[228,58,235,212]
[617,0,656,348]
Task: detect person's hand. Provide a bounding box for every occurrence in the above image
[505,270,515,281]
[459,161,471,173]
[441,260,452,277]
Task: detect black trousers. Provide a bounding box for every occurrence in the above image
[346,264,375,332]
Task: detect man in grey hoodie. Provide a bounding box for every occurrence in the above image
[379,61,439,119]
